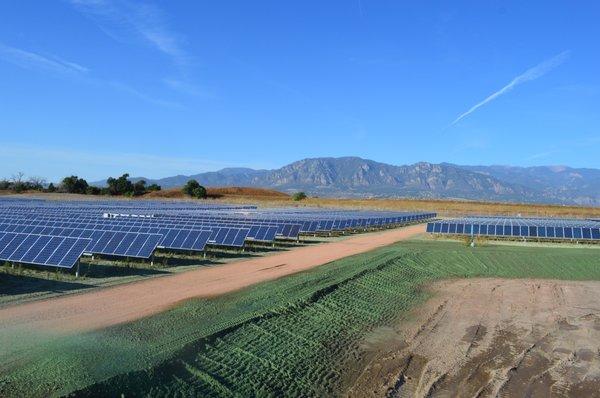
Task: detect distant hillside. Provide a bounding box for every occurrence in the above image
[459,164,600,206]
[93,157,600,205]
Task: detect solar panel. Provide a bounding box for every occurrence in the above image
[0,232,90,268]
[427,216,600,242]
[0,200,437,266]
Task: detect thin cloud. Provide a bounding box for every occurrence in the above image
[0,42,181,108]
[451,51,570,126]
[0,42,89,75]
[69,0,190,66]
[527,150,561,161]
[69,0,202,95]
[357,0,364,17]
[108,81,184,108]
[162,78,212,98]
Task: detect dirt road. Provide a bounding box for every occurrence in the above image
[349,278,600,397]
[0,224,424,334]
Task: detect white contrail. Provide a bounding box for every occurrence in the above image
[451,50,570,126]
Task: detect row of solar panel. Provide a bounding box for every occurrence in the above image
[434,217,600,228]
[6,212,326,237]
[0,221,246,253]
[0,223,160,258]
[0,232,90,268]
[0,211,298,240]
[0,216,260,246]
[122,214,433,233]
[0,210,436,249]
[0,209,435,234]
[427,222,600,240]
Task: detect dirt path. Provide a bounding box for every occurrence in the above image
[349,278,600,397]
[0,224,424,334]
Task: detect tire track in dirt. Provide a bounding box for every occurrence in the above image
[349,278,600,398]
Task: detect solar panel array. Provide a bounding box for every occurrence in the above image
[427,216,600,241]
[0,232,90,268]
[0,198,436,269]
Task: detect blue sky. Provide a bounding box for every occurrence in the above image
[0,1,599,182]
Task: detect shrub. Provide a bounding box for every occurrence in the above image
[147,184,161,192]
[192,186,207,199]
[183,180,206,198]
[182,180,200,196]
[132,180,147,196]
[292,192,307,201]
[61,176,89,194]
[86,186,102,195]
[106,174,134,196]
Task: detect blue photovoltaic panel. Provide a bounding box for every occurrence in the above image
[0,201,437,263]
[158,230,211,251]
[0,232,90,268]
[427,216,600,242]
[233,229,249,247]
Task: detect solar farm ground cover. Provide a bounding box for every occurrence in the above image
[2,240,600,397]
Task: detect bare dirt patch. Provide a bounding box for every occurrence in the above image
[0,224,424,334]
[348,278,600,397]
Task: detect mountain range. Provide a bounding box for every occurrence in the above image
[93,157,600,206]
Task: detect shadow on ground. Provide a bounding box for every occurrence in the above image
[78,262,171,279]
[0,273,92,297]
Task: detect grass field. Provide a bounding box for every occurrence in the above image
[2,240,600,397]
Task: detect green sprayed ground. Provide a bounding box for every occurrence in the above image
[1,240,600,397]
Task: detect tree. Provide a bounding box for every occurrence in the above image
[28,176,46,191]
[11,172,26,193]
[182,180,207,198]
[132,180,147,196]
[292,192,307,201]
[106,173,134,196]
[10,172,25,184]
[192,186,207,199]
[182,179,200,195]
[61,175,89,194]
[147,184,161,192]
[46,183,56,193]
[86,185,102,195]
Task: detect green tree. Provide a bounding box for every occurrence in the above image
[147,184,161,192]
[106,173,134,196]
[86,186,102,195]
[46,183,56,193]
[182,180,200,195]
[133,180,147,196]
[182,180,207,198]
[61,175,89,194]
[192,186,207,199]
[292,192,307,201]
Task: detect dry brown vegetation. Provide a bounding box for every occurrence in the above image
[211,195,600,219]
[206,186,290,198]
[143,186,290,199]
[5,188,600,218]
